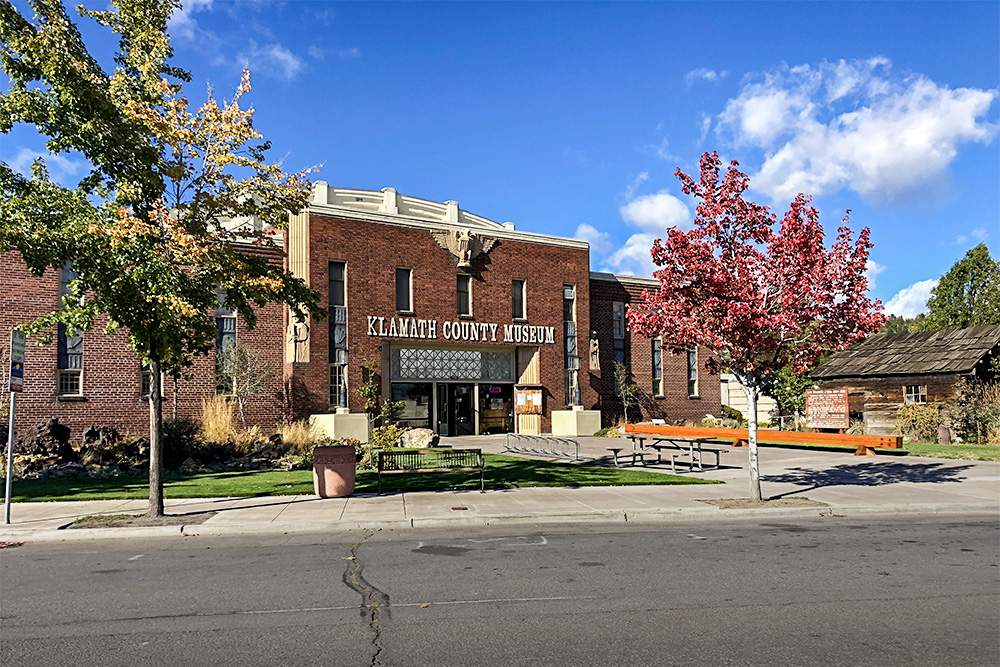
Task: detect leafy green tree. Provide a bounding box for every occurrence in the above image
[921,244,1000,330]
[761,365,815,426]
[0,1,323,516]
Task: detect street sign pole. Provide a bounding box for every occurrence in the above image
[6,329,25,524]
[5,391,15,524]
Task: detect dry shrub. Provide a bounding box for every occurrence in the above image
[200,395,236,444]
[895,404,940,443]
[233,426,265,456]
[279,420,320,455]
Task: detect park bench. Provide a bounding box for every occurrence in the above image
[377,448,485,495]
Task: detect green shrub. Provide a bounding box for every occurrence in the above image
[721,405,744,422]
[954,381,1000,444]
[593,426,621,438]
[163,419,203,468]
[896,404,941,443]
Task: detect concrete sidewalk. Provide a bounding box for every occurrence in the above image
[2,436,998,542]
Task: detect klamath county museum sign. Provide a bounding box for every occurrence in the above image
[367,316,556,345]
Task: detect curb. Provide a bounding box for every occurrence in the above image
[2,502,996,543]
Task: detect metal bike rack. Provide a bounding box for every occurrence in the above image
[502,433,580,461]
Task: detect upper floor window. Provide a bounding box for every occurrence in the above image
[512,279,526,320]
[612,301,626,365]
[457,274,472,317]
[329,261,346,307]
[395,267,412,312]
[687,348,698,397]
[905,385,926,404]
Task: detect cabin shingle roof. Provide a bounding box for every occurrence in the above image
[810,325,1000,379]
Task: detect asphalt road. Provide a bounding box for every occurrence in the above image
[1,514,997,667]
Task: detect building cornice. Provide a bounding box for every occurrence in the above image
[589,271,659,288]
[306,184,590,251]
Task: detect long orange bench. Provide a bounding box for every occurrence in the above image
[623,424,902,457]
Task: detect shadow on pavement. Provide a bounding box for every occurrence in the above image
[763,461,975,500]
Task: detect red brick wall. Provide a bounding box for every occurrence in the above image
[1,249,286,443]
[589,276,721,426]
[291,213,594,432]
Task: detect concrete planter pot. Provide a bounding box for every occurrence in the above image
[312,445,356,498]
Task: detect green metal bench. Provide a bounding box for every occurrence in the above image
[377,448,485,495]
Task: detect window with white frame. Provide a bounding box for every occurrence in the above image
[904,385,926,404]
[687,348,698,397]
[395,267,412,312]
[457,274,472,316]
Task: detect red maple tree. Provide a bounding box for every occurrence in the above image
[627,152,886,500]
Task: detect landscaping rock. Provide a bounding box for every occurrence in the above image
[399,428,439,448]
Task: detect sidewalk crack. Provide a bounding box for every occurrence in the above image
[343,529,389,666]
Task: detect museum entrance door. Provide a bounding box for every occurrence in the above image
[436,383,476,437]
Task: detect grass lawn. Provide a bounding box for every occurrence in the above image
[3,453,718,502]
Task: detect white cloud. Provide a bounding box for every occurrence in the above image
[716,58,998,203]
[865,259,885,291]
[884,279,938,318]
[338,47,361,60]
[654,137,680,162]
[168,0,214,42]
[685,68,727,85]
[623,172,649,200]
[601,232,659,277]
[573,223,613,256]
[308,46,325,60]
[698,113,712,143]
[972,227,989,242]
[239,42,304,80]
[8,148,88,186]
[619,191,691,233]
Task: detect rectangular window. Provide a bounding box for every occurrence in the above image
[329,261,348,408]
[57,263,83,396]
[140,363,151,398]
[395,267,412,312]
[457,274,472,316]
[905,385,927,404]
[329,261,346,307]
[687,348,698,397]
[563,284,579,406]
[215,289,236,394]
[652,339,663,397]
[512,279,526,320]
[612,302,625,339]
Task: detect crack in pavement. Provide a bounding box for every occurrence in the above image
[343,529,390,667]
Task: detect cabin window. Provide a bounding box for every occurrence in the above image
[904,385,926,404]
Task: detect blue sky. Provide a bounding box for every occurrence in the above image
[5,1,998,317]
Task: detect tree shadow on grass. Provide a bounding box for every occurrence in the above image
[763,461,976,500]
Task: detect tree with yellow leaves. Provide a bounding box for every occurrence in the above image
[0,0,324,516]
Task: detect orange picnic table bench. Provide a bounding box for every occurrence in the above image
[608,424,903,472]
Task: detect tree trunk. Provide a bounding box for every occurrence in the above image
[148,355,165,517]
[742,373,763,501]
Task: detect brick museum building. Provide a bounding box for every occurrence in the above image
[2,185,719,439]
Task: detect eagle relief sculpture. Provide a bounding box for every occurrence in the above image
[431,228,498,269]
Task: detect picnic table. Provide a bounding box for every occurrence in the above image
[608,432,727,472]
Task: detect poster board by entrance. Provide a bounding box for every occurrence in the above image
[515,388,543,415]
[805,389,849,429]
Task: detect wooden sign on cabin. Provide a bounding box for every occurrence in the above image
[805,389,850,429]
